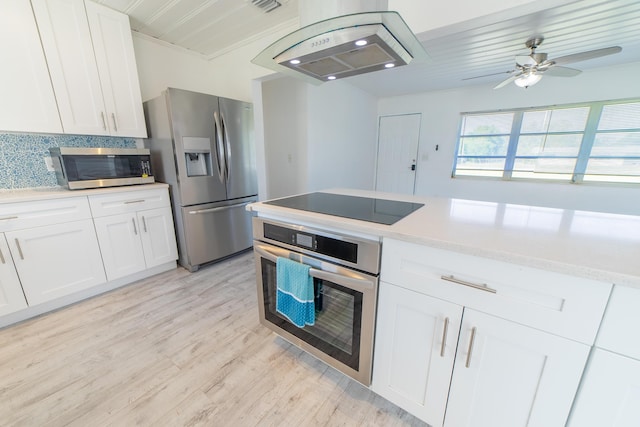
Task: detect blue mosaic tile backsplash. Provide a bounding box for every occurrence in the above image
[0,133,138,189]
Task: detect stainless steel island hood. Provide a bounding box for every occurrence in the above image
[252,3,428,84]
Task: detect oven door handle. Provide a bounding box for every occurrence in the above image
[308,269,375,292]
[254,245,375,292]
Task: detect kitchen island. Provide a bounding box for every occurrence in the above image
[248,188,640,288]
[248,189,640,427]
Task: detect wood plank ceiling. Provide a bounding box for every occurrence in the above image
[94,0,640,96]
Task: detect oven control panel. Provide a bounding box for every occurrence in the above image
[253,217,381,275]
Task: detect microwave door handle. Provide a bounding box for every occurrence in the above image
[221,113,230,181]
[213,111,225,183]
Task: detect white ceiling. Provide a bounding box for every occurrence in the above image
[95,0,640,97]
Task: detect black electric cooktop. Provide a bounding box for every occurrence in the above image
[265,192,424,225]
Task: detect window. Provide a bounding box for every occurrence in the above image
[453,99,640,184]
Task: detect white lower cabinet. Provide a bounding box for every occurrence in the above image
[93,205,178,281]
[372,282,462,426]
[0,234,28,316]
[373,281,590,427]
[90,187,178,282]
[0,185,178,328]
[568,285,640,426]
[445,309,589,427]
[374,238,611,426]
[568,348,640,427]
[6,220,106,305]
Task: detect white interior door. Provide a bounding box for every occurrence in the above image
[375,114,421,194]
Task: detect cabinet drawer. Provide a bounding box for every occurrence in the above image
[89,188,169,217]
[0,197,91,232]
[381,238,612,344]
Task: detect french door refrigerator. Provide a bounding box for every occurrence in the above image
[144,88,257,271]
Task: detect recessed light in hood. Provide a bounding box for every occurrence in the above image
[252,11,429,84]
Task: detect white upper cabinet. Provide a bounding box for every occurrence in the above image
[85,1,146,137]
[0,0,62,134]
[31,0,147,137]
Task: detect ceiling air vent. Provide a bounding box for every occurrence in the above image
[252,0,281,13]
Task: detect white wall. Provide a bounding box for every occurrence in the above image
[261,77,308,199]
[259,77,378,199]
[132,24,295,103]
[378,62,640,215]
[306,82,378,192]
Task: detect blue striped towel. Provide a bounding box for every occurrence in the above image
[276,257,315,328]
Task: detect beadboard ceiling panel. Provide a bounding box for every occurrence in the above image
[95,0,640,96]
[94,0,299,59]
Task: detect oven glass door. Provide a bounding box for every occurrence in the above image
[260,256,363,370]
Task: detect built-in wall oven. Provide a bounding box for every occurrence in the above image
[253,217,381,386]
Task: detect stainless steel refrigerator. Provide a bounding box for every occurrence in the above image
[144,88,257,271]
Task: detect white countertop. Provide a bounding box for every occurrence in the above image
[248,189,640,289]
[0,183,169,204]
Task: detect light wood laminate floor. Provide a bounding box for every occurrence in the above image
[0,252,426,426]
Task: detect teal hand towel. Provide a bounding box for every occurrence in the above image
[276,257,315,328]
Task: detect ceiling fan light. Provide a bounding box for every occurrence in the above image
[515,72,542,88]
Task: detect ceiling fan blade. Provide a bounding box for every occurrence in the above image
[516,55,536,66]
[544,66,582,77]
[462,70,515,81]
[551,46,622,66]
[494,74,521,89]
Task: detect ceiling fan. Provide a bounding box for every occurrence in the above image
[467,37,622,89]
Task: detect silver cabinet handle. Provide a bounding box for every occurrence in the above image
[132,218,138,235]
[141,216,147,233]
[111,113,118,132]
[440,317,449,357]
[0,216,18,221]
[101,112,107,130]
[124,199,145,204]
[15,238,24,260]
[188,201,250,215]
[0,248,5,264]
[441,275,497,294]
[465,327,477,368]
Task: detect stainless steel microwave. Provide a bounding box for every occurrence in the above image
[49,147,154,190]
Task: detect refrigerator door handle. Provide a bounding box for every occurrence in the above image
[188,201,251,215]
[213,111,226,183]
[221,113,231,182]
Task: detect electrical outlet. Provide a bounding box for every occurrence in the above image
[44,156,55,172]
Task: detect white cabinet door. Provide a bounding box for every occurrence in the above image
[0,0,62,134]
[0,234,27,316]
[31,0,146,137]
[93,213,146,281]
[372,282,463,427]
[6,220,106,305]
[137,207,178,269]
[85,0,147,137]
[568,348,640,427]
[31,0,108,136]
[445,309,590,427]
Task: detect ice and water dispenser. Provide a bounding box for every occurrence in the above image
[183,137,212,177]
